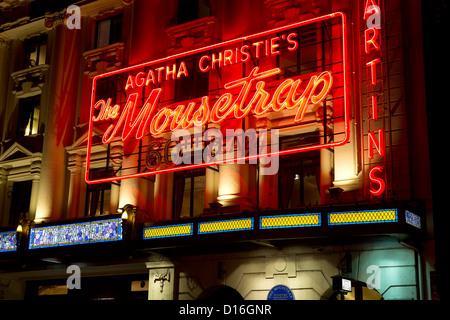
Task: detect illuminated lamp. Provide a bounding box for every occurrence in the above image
[16,215,31,250]
[119,204,137,239]
[331,275,353,300]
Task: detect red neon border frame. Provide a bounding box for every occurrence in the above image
[86,12,349,184]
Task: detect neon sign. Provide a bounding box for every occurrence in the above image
[93,67,333,142]
[86,12,349,184]
[363,0,387,197]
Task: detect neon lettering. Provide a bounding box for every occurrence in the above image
[95,67,333,143]
[199,55,210,72]
[102,89,162,143]
[368,129,385,159]
[364,0,379,20]
[367,58,380,85]
[166,64,177,80]
[211,52,222,70]
[86,12,350,183]
[287,33,298,51]
[125,76,134,90]
[92,99,120,122]
[240,45,251,62]
[146,69,156,85]
[365,27,380,53]
[370,94,378,120]
[270,37,281,55]
[177,61,188,78]
[364,0,386,197]
[369,166,385,196]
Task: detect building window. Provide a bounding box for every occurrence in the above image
[17,95,40,137]
[277,25,318,78]
[9,180,32,226]
[24,35,47,68]
[96,14,122,48]
[177,0,211,24]
[173,168,206,218]
[85,169,113,216]
[278,133,321,209]
[175,56,209,102]
[85,183,111,217]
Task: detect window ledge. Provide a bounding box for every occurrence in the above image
[165,16,215,54]
[11,64,49,97]
[82,42,125,77]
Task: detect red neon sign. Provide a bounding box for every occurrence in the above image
[363,0,387,197]
[86,12,349,184]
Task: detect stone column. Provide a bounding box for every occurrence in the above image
[109,144,123,214]
[153,172,173,220]
[0,167,10,226]
[28,161,41,221]
[34,17,82,222]
[217,164,253,211]
[0,35,11,142]
[315,103,334,204]
[67,154,82,219]
[257,120,278,209]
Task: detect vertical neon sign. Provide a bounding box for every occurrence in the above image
[364,0,386,197]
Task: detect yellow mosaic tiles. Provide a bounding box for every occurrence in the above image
[328,209,397,225]
[260,214,320,229]
[198,218,253,234]
[143,223,193,239]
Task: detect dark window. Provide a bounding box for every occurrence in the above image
[9,180,32,226]
[85,183,111,217]
[175,56,209,102]
[24,35,47,68]
[96,14,122,48]
[29,0,76,20]
[17,95,41,137]
[177,0,211,24]
[277,25,318,78]
[85,169,112,216]
[278,133,321,209]
[173,168,206,218]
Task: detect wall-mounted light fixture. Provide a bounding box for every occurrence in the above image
[16,214,31,251]
[119,204,138,239]
[331,275,353,300]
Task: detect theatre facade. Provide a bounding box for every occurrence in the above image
[0,0,436,300]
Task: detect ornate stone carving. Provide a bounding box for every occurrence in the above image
[0,36,10,49]
[30,160,42,175]
[264,0,323,27]
[10,64,49,96]
[44,9,67,29]
[154,269,170,293]
[165,16,215,54]
[82,42,125,77]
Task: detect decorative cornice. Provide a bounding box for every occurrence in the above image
[264,0,322,27]
[10,64,49,97]
[165,16,216,54]
[82,42,125,77]
[0,35,10,49]
[44,9,67,30]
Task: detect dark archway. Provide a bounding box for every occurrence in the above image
[197,285,244,301]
